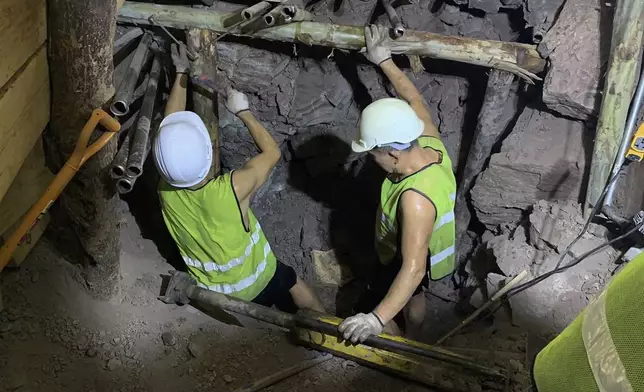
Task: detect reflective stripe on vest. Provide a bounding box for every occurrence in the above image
[582,290,634,392]
[197,242,272,295]
[183,222,262,273]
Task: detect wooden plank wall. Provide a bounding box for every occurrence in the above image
[0,0,51,265]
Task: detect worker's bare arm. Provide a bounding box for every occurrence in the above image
[379,60,439,138]
[164,73,188,117]
[373,191,435,324]
[164,44,191,117]
[231,110,281,203]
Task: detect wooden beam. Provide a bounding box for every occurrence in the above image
[119,2,545,81]
[585,0,644,214]
[47,0,120,300]
[0,47,50,203]
[187,29,220,175]
[455,70,515,240]
[0,0,46,89]
[0,139,53,235]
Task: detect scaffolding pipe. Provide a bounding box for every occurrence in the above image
[110,130,131,179]
[118,2,545,81]
[111,32,152,116]
[380,0,405,38]
[126,53,161,178]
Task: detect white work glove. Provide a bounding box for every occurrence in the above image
[363,24,392,66]
[225,86,250,115]
[171,43,191,75]
[338,312,384,343]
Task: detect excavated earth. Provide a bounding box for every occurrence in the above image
[2,0,644,390]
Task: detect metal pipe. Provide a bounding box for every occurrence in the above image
[113,27,144,55]
[126,53,161,178]
[280,6,313,23]
[380,0,405,38]
[263,6,284,27]
[110,130,131,179]
[603,60,644,213]
[111,33,152,117]
[186,284,503,377]
[243,1,272,21]
[116,175,137,194]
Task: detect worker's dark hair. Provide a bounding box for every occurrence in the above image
[374,138,419,153]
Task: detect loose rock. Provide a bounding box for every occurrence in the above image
[106,358,122,371]
[187,342,202,358]
[161,331,177,346]
[224,375,234,383]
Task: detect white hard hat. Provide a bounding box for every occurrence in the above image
[153,111,212,188]
[352,98,424,153]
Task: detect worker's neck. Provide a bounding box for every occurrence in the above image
[395,146,439,177]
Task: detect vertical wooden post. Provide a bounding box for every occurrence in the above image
[585,1,644,215]
[187,29,220,175]
[47,0,120,299]
[455,70,515,240]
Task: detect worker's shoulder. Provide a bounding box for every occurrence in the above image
[417,135,447,153]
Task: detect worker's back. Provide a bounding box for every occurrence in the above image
[158,171,277,301]
[377,136,457,280]
[532,251,644,391]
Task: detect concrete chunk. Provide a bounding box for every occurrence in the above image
[541,0,609,120]
[471,108,588,228]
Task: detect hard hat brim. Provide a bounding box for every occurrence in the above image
[351,139,374,153]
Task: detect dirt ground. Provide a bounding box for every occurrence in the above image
[0,198,534,392]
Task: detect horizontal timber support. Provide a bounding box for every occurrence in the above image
[118,2,545,81]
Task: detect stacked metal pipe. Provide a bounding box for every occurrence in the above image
[110,32,162,194]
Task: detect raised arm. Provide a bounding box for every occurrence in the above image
[226,88,281,205]
[364,25,439,138]
[164,44,190,117]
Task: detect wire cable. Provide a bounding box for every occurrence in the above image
[500,166,633,299]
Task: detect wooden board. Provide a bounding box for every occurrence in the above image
[0,139,53,235]
[0,0,47,89]
[2,213,50,267]
[0,47,50,203]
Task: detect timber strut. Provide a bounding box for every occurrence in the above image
[118,2,546,81]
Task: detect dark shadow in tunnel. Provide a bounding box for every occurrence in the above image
[287,133,383,317]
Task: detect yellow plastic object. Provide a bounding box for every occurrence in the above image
[293,315,484,391]
[626,123,644,162]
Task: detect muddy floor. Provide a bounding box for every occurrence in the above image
[0,199,534,392]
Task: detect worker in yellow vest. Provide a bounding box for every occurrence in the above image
[153,44,325,313]
[339,25,456,343]
[532,249,644,391]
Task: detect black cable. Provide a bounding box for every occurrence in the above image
[554,168,624,269]
[506,220,643,298]
[499,167,630,299]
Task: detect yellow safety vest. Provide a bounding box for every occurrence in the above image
[376,136,457,280]
[158,172,276,301]
[533,251,644,392]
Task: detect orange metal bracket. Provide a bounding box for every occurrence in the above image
[0,109,121,271]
